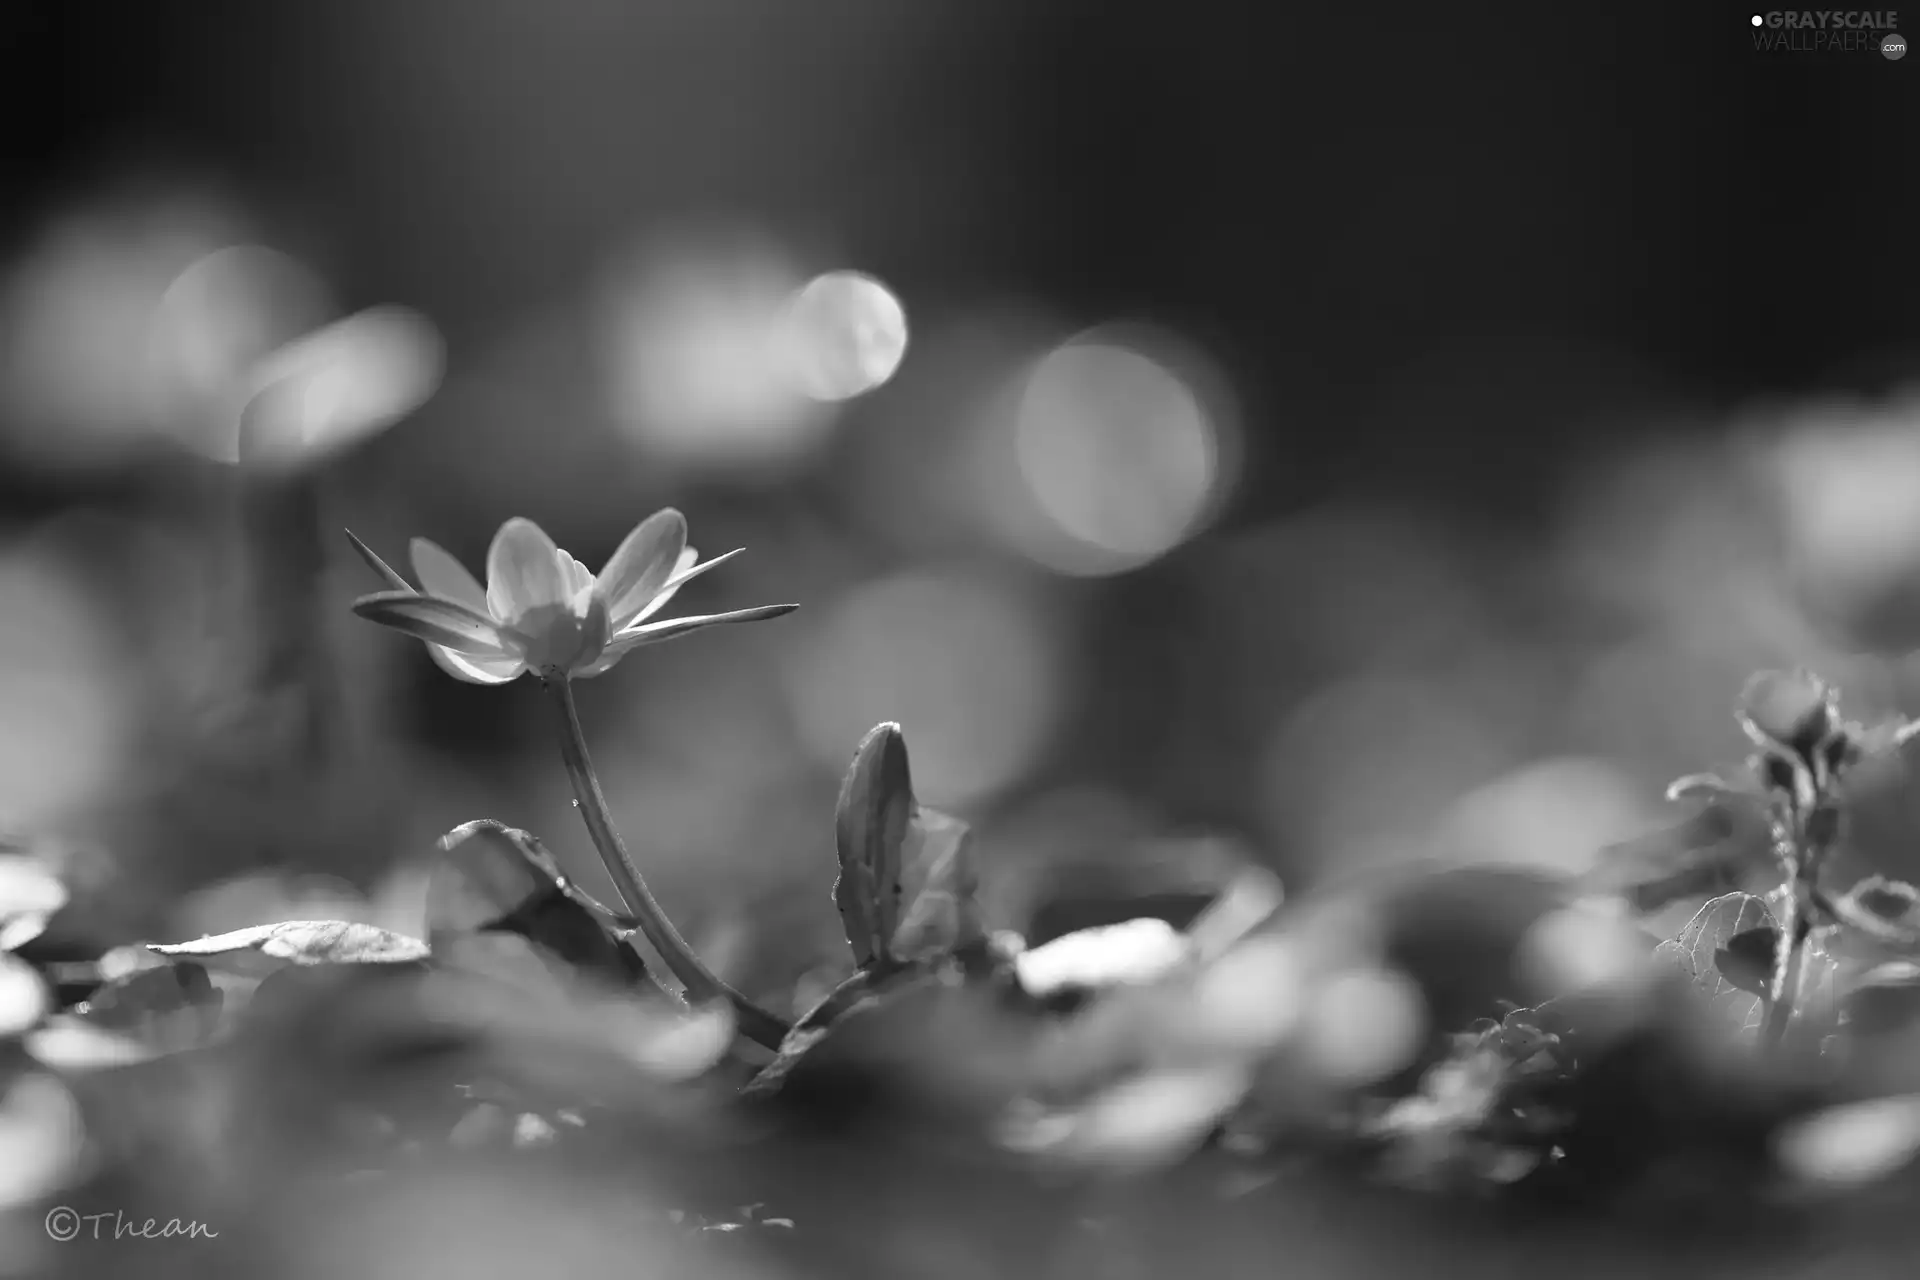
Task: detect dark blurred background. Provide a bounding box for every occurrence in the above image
[2,0,1918,1002]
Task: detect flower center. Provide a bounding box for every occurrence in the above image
[515,600,609,675]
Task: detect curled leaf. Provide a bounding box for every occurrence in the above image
[149,920,429,978]
[428,820,649,991]
[832,723,911,971]
[1653,892,1774,1034]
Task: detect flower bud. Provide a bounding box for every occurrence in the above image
[1738,669,1835,758]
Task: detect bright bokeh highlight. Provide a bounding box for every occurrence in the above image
[784,270,909,401]
[1005,328,1234,576]
[599,233,827,471]
[238,306,445,470]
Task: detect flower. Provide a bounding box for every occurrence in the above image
[345,511,797,684]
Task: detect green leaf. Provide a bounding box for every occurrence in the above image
[828,723,986,972]
[740,969,882,1101]
[1653,891,1774,1034]
[832,723,911,971]
[1713,924,1779,997]
[427,819,651,993]
[148,920,429,978]
[0,851,68,953]
[890,803,985,966]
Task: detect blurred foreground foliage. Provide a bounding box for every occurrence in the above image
[13,665,1920,1280]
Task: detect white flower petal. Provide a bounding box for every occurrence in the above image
[485,518,569,625]
[596,509,688,630]
[410,538,489,613]
[426,644,527,685]
[353,591,522,659]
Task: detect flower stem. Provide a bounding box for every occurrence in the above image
[540,674,790,1051]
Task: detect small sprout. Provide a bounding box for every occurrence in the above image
[829,721,986,973]
[1667,670,1915,835]
[832,723,911,971]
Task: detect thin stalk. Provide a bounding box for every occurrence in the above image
[540,674,790,1051]
[1761,883,1805,1048]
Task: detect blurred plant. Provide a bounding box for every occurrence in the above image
[21,573,1920,1275]
[1661,669,1920,1047]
